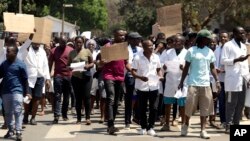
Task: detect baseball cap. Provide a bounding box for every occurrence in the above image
[197,29,212,39]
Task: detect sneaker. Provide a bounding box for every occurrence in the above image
[86,119,91,125]
[181,124,188,136]
[147,128,156,136]
[16,132,22,141]
[107,126,119,135]
[53,117,59,124]
[225,125,230,134]
[62,116,69,121]
[200,130,210,139]
[138,129,147,135]
[125,124,130,129]
[30,118,37,125]
[4,130,15,138]
[161,124,170,131]
[23,114,29,124]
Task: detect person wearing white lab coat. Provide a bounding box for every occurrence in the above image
[160,35,187,131]
[19,42,50,125]
[220,26,249,133]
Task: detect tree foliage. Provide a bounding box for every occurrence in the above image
[119,0,250,35]
[0,0,108,33]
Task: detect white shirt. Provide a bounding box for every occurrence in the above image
[132,53,161,91]
[160,48,187,97]
[214,45,225,82]
[19,45,50,88]
[128,45,143,65]
[221,39,249,91]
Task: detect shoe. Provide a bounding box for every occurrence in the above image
[16,132,22,141]
[132,118,140,125]
[1,123,7,129]
[172,120,178,126]
[63,116,69,121]
[4,130,15,138]
[107,126,119,135]
[181,124,188,136]
[125,124,130,129]
[30,118,37,125]
[147,128,156,136]
[200,130,210,139]
[86,119,91,125]
[210,121,221,129]
[23,114,29,124]
[99,118,104,124]
[161,124,170,131]
[138,129,147,135]
[225,125,230,134]
[76,120,81,124]
[53,117,59,124]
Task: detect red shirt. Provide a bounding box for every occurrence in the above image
[49,46,73,77]
[102,43,125,81]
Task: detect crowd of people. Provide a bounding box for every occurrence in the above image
[0,26,250,141]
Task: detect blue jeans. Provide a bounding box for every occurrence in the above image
[2,94,23,132]
[53,76,71,118]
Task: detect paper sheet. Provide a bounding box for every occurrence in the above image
[174,87,187,98]
[70,62,86,72]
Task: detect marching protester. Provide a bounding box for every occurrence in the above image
[49,36,74,124]
[160,35,187,131]
[101,29,126,135]
[68,36,94,125]
[124,32,143,129]
[131,39,163,136]
[19,41,51,125]
[221,26,249,133]
[0,45,31,141]
[178,29,221,139]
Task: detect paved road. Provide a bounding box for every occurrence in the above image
[0,103,249,141]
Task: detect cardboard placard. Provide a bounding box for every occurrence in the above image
[17,33,29,43]
[152,23,161,38]
[156,3,182,37]
[32,17,53,45]
[101,42,128,62]
[17,17,53,45]
[4,12,35,33]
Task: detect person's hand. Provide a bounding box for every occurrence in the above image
[178,82,184,90]
[235,55,250,62]
[216,81,221,93]
[163,64,167,70]
[26,94,32,100]
[45,80,51,92]
[180,64,184,70]
[159,77,164,81]
[100,59,110,65]
[140,76,148,82]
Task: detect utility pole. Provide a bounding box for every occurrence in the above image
[61,4,73,37]
[19,0,22,13]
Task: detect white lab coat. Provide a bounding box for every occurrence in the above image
[221,39,249,91]
[160,48,187,97]
[19,45,50,88]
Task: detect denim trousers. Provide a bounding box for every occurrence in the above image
[124,73,135,125]
[104,80,122,127]
[53,76,71,118]
[2,94,23,132]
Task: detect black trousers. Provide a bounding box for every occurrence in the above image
[137,90,159,130]
[104,80,122,127]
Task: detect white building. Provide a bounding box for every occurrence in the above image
[43,15,79,38]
